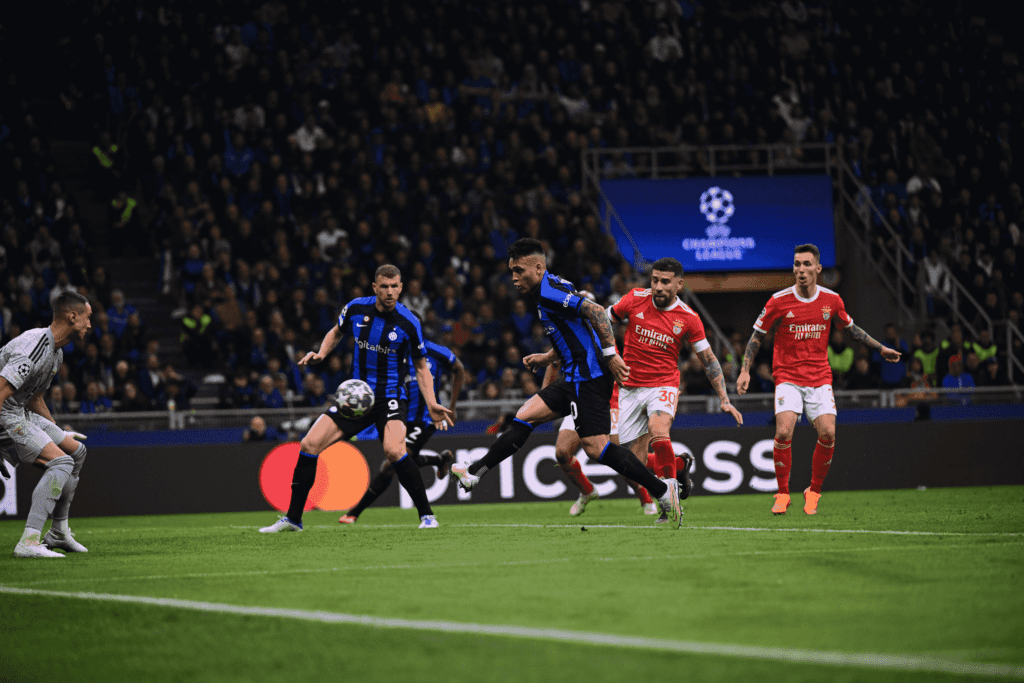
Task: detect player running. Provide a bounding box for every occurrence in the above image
[450,238,683,524]
[737,244,900,515]
[339,339,466,523]
[553,368,659,516]
[259,265,454,533]
[610,257,743,521]
[1,292,92,558]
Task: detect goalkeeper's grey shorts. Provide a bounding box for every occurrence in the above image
[0,412,66,467]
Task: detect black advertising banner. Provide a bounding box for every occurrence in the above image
[3,421,1021,519]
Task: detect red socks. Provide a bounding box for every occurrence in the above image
[773,439,792,495]
[810,439,835,494]
[651,437,675,479]
[560,457,595,495]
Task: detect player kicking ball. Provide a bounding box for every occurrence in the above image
[609,257,743,523]
[1,292,92,558]
[259,265,454,533]
[450,238,683,525]
[339,340,465,523]
[737,244,900,515]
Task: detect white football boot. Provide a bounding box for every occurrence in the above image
[450,464,479,491]
[43,529,89,553]
[657,478,683,528]
[14,533,65,558]
[418,515,440,529]
[258,517,303,533]
[569,490,600,516]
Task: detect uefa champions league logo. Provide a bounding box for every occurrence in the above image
[681,186,756,262]
[699,187,735,239]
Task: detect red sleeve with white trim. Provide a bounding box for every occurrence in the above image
[753,296,780,333]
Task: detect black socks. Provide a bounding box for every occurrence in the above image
[286,451,319,524]
[599,442,668,499]
[469,418,534,476]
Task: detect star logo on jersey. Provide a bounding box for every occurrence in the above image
[16,362,30,378]
[388,331,398,342]
[821,306,831,321]
[786,311,795,318]
[636,311,644,319]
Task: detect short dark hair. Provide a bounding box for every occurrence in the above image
[650,257,684,277]
[507,238,545,261]
[374,264,401,281]
[794,244,821,260]
[52,291,89,318]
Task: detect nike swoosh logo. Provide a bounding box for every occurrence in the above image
[355,323,368,328]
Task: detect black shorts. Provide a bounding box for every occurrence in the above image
[404,421,437,456]
[536,374,613,438]
[326,396,408,442]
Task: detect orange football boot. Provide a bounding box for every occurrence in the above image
[772,493,791,515]
[803,488,821,515]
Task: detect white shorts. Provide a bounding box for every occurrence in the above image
[774,383,837,423]
[617,385,678,445]
[560,408,618,436]
[0,412,67,466]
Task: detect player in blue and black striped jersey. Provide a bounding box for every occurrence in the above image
[450,238,682,524]
[340,340,466,523]
[259,265,455,533]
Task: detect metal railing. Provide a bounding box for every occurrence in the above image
[52,387,1022,434]
[832,156,919,329]
[581,143,836,183]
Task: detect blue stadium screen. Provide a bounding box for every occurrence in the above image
[602,175,836,272]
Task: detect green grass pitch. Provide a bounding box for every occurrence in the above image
[2,486,1022,682]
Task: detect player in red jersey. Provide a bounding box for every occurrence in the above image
[737,244,900,515]
[610,257,743,523]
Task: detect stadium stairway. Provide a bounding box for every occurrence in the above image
[50,141,188,374]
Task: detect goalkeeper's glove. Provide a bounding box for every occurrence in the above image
[66,431,88,442]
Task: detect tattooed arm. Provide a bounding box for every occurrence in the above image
[846,323,902,361]
[697,347,743,425]
[736,329,766,395]
[581,299,631,383]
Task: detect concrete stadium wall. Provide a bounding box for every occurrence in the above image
[1,420,1021,519]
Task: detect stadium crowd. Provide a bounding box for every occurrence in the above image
[0,0,1021,415]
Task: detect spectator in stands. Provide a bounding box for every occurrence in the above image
[106,289,137,338]
[913,331,940,383]
[874,324,910,388]
[936,325,965,379]
[941,354,975,406]
[242,415,283,442]
[161,376,198,411]
[975,358,1008,387]
[48,385,70,415]
[846,358,880,391]
[137,353,164,406]
[181,303,216,368]
[117,382,149,412]
[79,381,113,414]
[220,370,257,409]
[255,374,285,409]
[828,329,854,387]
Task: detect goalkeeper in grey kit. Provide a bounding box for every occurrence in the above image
[0,291,93,558]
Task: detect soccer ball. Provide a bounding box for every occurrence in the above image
[333,379,375,418]
[699,186,735,224]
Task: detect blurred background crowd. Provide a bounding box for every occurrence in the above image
[0,0,1021,415]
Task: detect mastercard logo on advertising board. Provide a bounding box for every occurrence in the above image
[259,442,370,511]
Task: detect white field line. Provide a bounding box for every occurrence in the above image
[1,586,1021,679]
[5,541,1020,589]
[40,523,1023,537]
